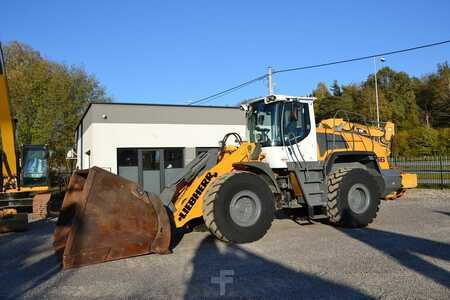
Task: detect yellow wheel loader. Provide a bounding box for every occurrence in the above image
[55,94,416,269]
[0,44,51,233]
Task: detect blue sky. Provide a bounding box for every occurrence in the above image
[3,1,450,106]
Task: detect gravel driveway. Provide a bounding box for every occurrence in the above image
[0,189,449,299]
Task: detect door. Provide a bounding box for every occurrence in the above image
[163,149,184,187]
[282,101,318,162]
[142,149,161,194]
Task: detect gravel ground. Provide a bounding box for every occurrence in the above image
[0,189,449,299]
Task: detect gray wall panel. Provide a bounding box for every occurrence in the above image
[87,103,246,126]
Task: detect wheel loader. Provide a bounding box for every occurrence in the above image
[54,94,417,269]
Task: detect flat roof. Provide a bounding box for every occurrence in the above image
[90,101,240,109]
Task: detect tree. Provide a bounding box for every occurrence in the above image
[3,41,111,167]
[394,127,439,156]
[330,80,342,96]
[312,82,330,99]
[315,94,354,121]
[415,62,450,128]
[312,82,330,120]
[361,67,419,129]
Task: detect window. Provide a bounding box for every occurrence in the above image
[247,101,282,147]
[282,102,311,144]
[117,149,138,166]
[117,149,139,183]
[316,133,348,156]
[22,146,49,186]
[117,148,184,194]
[164,149,183,169]
[247,101,311,147]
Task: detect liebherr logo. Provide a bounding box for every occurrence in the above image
[178,172,218,221]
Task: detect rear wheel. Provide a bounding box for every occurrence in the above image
[326,168,380,227]
[203,172,275,243]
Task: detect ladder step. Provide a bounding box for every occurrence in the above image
[304,180,323,184]
[311,214,328,220]
[308,191,324,195]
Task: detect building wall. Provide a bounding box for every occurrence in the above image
[88,122,246,173]
[75,103,246,173]
[76,107,95,170]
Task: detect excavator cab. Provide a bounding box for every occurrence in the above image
[21,144,49,187]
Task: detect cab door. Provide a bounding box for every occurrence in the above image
[282,101,318,162]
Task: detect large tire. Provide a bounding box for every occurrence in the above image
[326,168,380,227]
[202,172,275,243]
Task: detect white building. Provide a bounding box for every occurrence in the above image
[75,102,246,194]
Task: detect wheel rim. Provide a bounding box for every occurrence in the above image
[347,183,371,214]
[229,190,262,227]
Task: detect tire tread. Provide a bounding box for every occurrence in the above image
[326,168,380,227]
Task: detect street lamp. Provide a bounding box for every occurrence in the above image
[373,57,385,127]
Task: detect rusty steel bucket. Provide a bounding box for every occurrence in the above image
[54,167,171,269]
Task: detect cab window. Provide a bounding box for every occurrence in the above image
[282,102,311,143]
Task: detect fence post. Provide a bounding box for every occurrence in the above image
[439,156,444,190]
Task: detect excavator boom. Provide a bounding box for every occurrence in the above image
[0,43,51,229]
[0,44,18,183]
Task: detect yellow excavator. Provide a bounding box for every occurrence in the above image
[55,94,416,269]
[0,43,51,232]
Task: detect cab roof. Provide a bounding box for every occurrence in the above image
[245,94,317,106]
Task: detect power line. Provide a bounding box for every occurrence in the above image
[189,74,267,105]
[189,39,450,105]
[274,40,450,74]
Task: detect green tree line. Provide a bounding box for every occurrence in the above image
[3,41,111,167]
[312,63,450,156]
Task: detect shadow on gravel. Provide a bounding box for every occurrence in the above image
[184,236,372,299]
[0,219,59,299]
[433,210,450,217]
[341,227,450,288]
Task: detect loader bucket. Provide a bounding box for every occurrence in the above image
[54,167,171,269]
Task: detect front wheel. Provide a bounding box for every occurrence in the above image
[326,168,381,227]
[202,172,275,243]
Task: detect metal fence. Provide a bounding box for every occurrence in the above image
[389,156,450,189]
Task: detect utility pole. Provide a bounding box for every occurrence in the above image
[268,66,273,95]
[373,57,380,128]
[373,57,386,128]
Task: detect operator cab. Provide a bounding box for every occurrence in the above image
[21,144,49,187]
[242,95,318,168]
